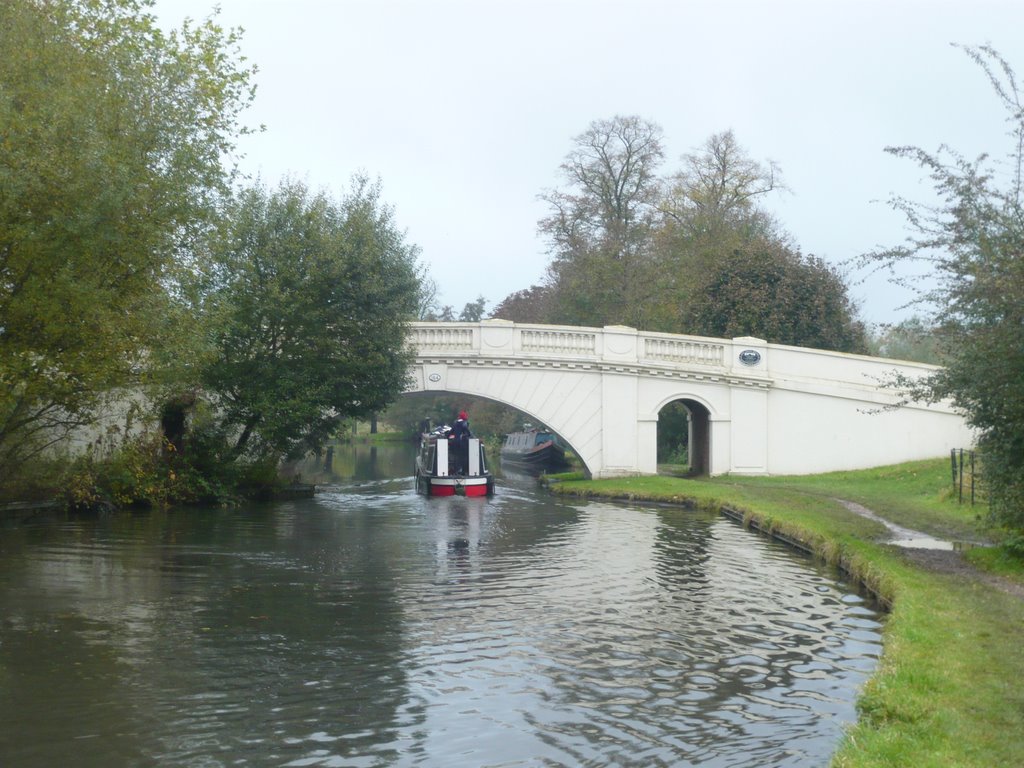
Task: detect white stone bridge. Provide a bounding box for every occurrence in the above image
[405,320,973,479]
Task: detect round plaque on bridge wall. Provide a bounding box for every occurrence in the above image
[481,325,514,349]
[738,349,762,366]
[428,373,442,382]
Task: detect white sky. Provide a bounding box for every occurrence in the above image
[154,0,1022,326]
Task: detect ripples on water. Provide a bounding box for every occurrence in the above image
[0,473,882,767]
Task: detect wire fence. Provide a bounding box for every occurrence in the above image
[950,448,983,505]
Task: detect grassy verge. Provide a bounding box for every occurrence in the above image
[550,458,1024,768]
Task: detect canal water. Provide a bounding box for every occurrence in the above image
[0,442,882,767]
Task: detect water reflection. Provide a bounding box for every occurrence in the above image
[391,496,880,767]
[0,452,882,767]
[292,439,419,484]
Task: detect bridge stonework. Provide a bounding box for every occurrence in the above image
[406,321,973,479]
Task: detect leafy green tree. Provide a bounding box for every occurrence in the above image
[646,131,787,334]
[200,177,421,462]
[860,44,1024,544]
[0,0,255,479]
[539,115,665,327]
[691,242,867,351]
[491,284,557,323]
[535,121,865,350]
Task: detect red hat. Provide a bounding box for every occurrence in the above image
[459,411,468,420]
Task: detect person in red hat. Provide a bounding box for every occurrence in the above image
[450,410,472,474]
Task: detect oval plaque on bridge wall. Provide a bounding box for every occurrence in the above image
[738,349,762,366]
[428,373,442,382]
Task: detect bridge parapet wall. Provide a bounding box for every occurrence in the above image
[408,325,477,351]
[407,322,942,398]
[519,327,597,356]
[409,320,605,359]
[765,341,951,410]
[642,334,726,368]
[409,320,732,370]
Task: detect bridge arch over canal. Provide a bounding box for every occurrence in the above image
[406,320,973,479]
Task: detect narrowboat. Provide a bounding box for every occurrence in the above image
[415,427,495,497]
[500,429,569,471]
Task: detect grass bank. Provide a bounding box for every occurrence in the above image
[549,458,1024,768]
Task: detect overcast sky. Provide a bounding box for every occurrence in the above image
[154,0,1022,327]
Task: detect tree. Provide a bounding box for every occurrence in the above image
[647,131,791,334]
[531,120,866,350]
[491,284,556,323]
[431,306,456,322]
[458,296,488,322]
[860,44,1024,544]
[691,242,867,351]
[415,271,441,320]
[539,116,664,327]
[644,130,865,349]
[0,0,256,479]
[199,177,421,462]
[661,129,783,240]
[422,297,487,322]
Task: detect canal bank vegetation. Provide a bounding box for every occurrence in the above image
[0,1,430,508]
[852,44,1024,555]
[549,458,1024,768]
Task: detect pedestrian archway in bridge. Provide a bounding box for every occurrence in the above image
[657,399,711,476]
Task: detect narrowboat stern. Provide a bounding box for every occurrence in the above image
[415,429,495,497]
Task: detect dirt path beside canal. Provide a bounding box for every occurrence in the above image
[898,547,1024,599]
[836,498,1024,600]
